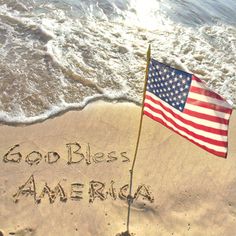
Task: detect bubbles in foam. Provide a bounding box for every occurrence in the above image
[0,0,235,124]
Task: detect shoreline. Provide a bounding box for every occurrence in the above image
[0,99,141,127]
[0,101,236,236]
[1,98,235,127]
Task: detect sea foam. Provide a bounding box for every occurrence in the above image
[0,0,235,124]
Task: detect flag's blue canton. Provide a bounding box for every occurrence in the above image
[147,59,192,112]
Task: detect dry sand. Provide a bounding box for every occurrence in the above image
[0,101,236,236]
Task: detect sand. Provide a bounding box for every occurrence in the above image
[0,101,236,236]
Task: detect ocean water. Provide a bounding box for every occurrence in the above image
[0,0,235,124]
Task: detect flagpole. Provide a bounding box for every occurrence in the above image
[125,45,151,235]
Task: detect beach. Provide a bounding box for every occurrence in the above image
[1,0,236,235]
[0,0,236,124]
[0,101,236,236]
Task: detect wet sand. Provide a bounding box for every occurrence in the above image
[0,101,236,236]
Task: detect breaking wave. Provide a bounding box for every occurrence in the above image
[0,0,235,123]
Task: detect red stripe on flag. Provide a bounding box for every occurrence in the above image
[192,75,202,83]
[143,110,227,158]
[190,86,225,101]
[144,101,227,147]
[183,108,229,124]
[186,97,232,114]
[145,94,228,136]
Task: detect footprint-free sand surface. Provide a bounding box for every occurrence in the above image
[0,102,236,236]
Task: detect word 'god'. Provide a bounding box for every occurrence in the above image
[13,175,154,204]
[3,143,130,165]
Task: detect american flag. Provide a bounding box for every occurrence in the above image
[144,58,233,158]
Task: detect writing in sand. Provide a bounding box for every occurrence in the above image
[2,142,154,205]
[3,142,130,165]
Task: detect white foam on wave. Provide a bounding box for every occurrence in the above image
[125,0,162,30]
[0,93,106,124]
[0,0,235,124]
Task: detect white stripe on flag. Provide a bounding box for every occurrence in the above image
[144,96,228,142]
[145,91,229,130]
[143,106,227,153]
[187,91,232,109]
[185,103,231,119]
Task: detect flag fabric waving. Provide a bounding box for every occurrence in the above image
[144,58,233,158]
